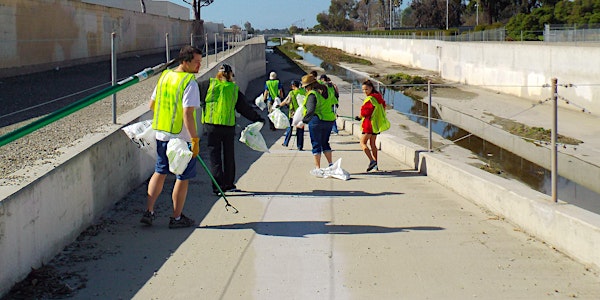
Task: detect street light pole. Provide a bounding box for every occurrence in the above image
[446,0,449,30]
[476,1,479,26]
[389,0,393,31]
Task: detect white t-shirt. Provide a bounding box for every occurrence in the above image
[151,79,200,142]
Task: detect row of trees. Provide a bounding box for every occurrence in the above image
[312,0,600,36]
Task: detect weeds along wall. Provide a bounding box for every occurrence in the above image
[0,0,193,78]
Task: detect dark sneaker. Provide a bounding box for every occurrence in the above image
[168,214,195,229]
[140,210,155,225]
[366,160,377,172]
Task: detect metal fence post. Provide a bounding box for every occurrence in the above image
[428,80,432,152]
[205,33,209,69]
[165,33,170,62]
[551,78,558,203]
[215,33,218,63]
[350,79,354,120]
[111,32,117,124]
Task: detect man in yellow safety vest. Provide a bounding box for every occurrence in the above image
[141,45,202,229]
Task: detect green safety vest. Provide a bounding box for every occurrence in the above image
[306,90,336,121]
[266,79,280,99]
[364,95,390,133]
[325,84,339,105]
[288,88,306,117]
[202,78,239,126]
[152,70,196,134]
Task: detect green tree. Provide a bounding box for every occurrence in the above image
[506,0,600,40]
[317,0,357,31]
[289,25,303,34]
[409,0,462,29]
[244,21,255,34]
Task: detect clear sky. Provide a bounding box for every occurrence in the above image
[168,0,331,30]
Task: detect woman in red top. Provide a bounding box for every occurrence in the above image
[359,80,386,172]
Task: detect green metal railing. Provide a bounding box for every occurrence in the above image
[0,60,175,148]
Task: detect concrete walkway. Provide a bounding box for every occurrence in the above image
[40,50,600,299]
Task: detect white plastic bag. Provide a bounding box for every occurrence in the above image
[268,108,289,129]
[255,94,266,111]
[122,119,156,154]
[291,94,305,127]
[322,158,350,181]
[273,97,282,107]
[239,121,269,152]
[296,94,305,107]
[166,138,193,175]
[291,106,304,127]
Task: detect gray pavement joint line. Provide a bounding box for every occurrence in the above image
[210,193,280,300]
[211,219,258,300]
[328,192,337,300]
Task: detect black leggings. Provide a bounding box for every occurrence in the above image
[204,124,236,191]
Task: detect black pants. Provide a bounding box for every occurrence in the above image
[204,124,236,192]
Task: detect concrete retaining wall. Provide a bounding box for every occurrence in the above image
[0,0,193,77]
[0,38,266,296]
[295,35,600,117]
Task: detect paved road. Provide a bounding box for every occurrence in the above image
[4,49,597,300]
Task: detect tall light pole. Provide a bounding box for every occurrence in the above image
[446,0,449,30]
[476,1,479,26]
[389,0,393,30]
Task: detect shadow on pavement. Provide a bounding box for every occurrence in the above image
[226,189,404,197]
[200,221,445,237]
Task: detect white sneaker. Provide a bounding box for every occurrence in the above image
[310,168,324,178]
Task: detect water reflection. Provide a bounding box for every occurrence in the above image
[293,48,600,213]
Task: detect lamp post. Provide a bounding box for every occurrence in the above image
[446,0,449,30]
[476,2,479,26]
[389,0,393,31]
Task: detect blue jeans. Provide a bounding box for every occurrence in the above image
[331,120,338,134]
[308,117,334,155]
[283,118,305,150]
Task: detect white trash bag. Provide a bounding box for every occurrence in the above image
[255,94,266,111]
[166,138,193,175]
[268,108,289,129]
[239,121,269,152]
[322,158,350,181]
[273,97,282,107]
[291,94,305,127]
[291,106,304,127]
[296,94,305,107]
[122,119,156,155]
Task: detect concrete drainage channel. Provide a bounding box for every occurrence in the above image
[293,49,600,215]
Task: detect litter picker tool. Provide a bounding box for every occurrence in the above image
[196,155,239,214]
